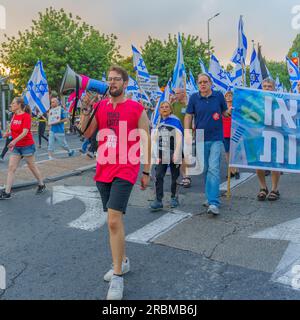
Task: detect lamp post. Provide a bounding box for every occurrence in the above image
[207,12,221,56]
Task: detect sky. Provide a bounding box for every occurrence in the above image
[0,0,299,65]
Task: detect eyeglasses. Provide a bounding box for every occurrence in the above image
[107,77,123,82]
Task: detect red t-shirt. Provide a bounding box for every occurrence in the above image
[94,99,144,185]
[10,113,34,147]
[222,116,232,139]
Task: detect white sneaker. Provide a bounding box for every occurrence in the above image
[48,156,55,161]
[103,258,130,282]
[106,275,124,300]
[203,200,209,208]
[207,205,220,216]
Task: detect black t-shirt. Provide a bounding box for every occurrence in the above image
[158,124,176,161]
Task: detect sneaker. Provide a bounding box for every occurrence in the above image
[170,197,179,208]
[207,205,220,216]
[48,156,55,161]
[86,152,94,159]
[0,191,12,200]
[203,200,209,208]
[150,199,163,212]
[36,184,46,195]
[103,258,130,282]
[107,275,124,300]
[68,150,75,157]
[235,172,240,180]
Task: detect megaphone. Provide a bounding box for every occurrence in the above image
[60,65,109,95]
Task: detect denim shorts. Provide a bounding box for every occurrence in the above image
[12,144,36,157]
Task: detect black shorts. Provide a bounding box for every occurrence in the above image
[96,178,134,214]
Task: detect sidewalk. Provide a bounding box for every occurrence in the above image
[0,155,96,190]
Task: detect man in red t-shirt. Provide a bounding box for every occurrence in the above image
[81,66,151,300]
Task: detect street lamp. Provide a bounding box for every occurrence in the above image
[207,12,221,56]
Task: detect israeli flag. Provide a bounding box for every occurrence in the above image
[126,76,151,104]
[249,48,263,89]
[186,71,198,97]
[159,114,184,136]
[24,60,50,113]
[102,72,106,82]
[209,55,233,93]
[132,45,150,81]
[275,75,284,92]
[172,33,186,89]
[286,57,300,93]
[199,58,208,74]
[231,16,248,67]
[152,79,173,128]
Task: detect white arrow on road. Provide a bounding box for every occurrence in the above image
[251,218,300,290]
[47,186,107,232]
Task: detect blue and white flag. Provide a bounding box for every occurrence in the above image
[126,76,151,104]
[132,45,150,81]
[275,75,284,92]
[199,58,208,74]
[24,60,50,114]
[286,57,300,93]
[152,79,173,128]
[102,72,106,82]
[231,16,248,67]
[209,55,233,93]
[249,48,263,89]
[158,114,184,135]
[186,71,198,97]
[172,33,186,89]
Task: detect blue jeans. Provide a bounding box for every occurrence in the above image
[48,132,71,153]
[81,138,90,153]
[203,141,222,207]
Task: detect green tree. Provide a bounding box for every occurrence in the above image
[266,61,290,91]
[0,7,120,94]
[288,34,300,59]
[141,34,210,87]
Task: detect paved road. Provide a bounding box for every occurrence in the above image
[1,169,300,300]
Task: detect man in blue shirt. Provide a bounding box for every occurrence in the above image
[48,97,75,160]
[184,73,229,215]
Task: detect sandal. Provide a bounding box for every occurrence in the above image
[182,177,192,188]
[267,190,280,201]
[257,188,269,201]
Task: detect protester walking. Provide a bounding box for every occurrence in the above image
[48,97,75,160]
[222,91,240,179]
[256,78,281,201]
[0,97,46,200]
[185,73,229,216]
[150,101,183,211]
[80,66,151,300]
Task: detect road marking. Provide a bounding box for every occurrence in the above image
[220,172,256,192]
[251,218,300,290]
[38,148,81,157]
[47,186,107,232]
[126,210,192,245]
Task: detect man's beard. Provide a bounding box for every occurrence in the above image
[109,87,124,98]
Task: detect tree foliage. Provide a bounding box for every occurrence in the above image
[141,34,210,87]
[0,7,120,93]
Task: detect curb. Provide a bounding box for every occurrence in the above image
[0,164,96,192]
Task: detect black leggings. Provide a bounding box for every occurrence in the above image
[38,122,48,146]
[155,163,181,201]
